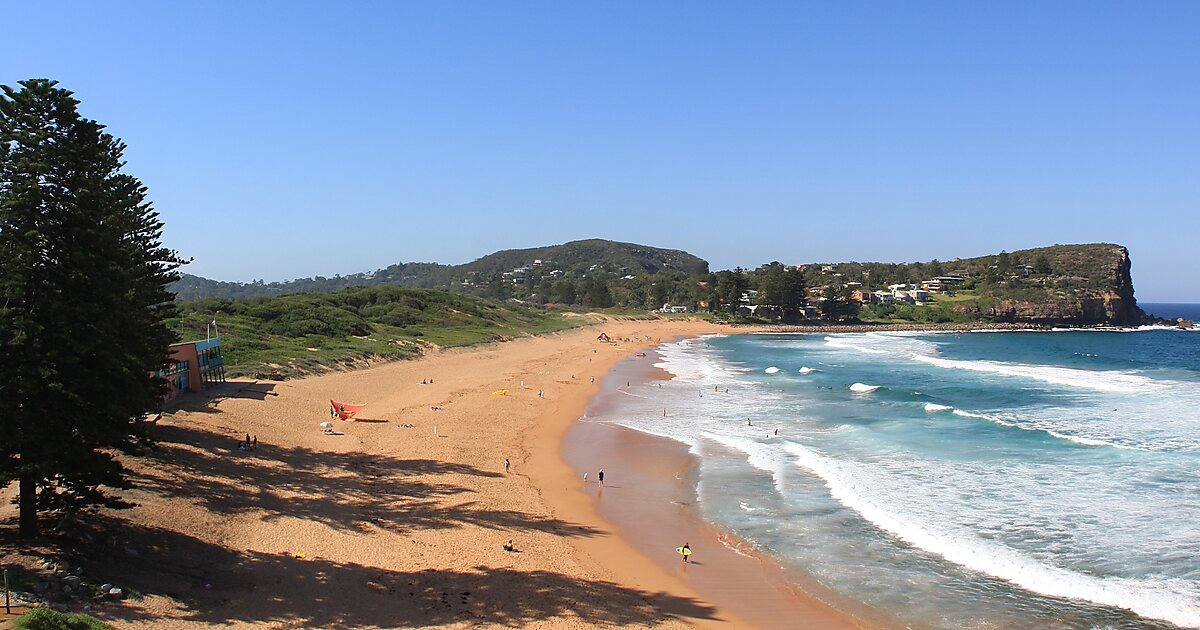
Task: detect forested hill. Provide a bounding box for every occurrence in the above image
[170,239,707,301]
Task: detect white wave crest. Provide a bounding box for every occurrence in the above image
[910,354,1166,394]
[703,433,788,493]
[951,410,1140,451]
[924,403,954,413]
[783,443,1200,628]
[765,366,781,374]
[653,336,748,384]
[798,366,816,374]
[823,335,888,355]
[824,332,942,357]
[849,383,880,393]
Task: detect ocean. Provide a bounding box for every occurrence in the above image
[1143,303,1200,323]
[588,327,1200,628]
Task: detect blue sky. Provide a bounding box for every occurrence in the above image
[4,2,1197,301]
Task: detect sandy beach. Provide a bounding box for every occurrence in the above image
[2,318,870,629]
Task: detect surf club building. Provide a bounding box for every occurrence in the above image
[154,338,226,403]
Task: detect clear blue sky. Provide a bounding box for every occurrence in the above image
[5,2,1198,301]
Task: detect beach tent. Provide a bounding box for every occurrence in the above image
[597,332,610,342]
[330,400,366,420]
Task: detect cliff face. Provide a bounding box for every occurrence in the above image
[953,245,1147,326]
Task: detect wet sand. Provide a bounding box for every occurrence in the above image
[2,319,874,628]
[562,350,875,630]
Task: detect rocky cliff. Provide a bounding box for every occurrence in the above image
[951,245,1147,326]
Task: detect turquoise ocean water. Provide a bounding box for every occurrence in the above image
[591,327,1200,628]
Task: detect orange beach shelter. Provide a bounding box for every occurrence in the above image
[330,400,367,420]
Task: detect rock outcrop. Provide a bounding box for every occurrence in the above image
[952,245,1147,326]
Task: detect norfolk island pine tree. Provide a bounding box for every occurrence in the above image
[0,79,186,537]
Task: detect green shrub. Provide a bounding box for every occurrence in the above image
[13,608,117,630]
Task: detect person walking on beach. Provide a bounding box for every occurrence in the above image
[504,458,510,474]
[681,542,691,563]
[583,471,588,483]
[598,468,605,486]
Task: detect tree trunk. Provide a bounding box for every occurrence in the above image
[18,474,38,538]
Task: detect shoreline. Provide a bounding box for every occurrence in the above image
[6,319,752,628]
[559,346,878,629]
[731,321,1041,333]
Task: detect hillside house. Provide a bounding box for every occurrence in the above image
[921,276,965,292]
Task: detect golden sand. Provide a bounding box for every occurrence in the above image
[3,318,867,629]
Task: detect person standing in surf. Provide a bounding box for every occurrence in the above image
[598,468,605,486]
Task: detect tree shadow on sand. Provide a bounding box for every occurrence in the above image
[164,381,279,415]
[71,519,719,627]
[130,422,599,536]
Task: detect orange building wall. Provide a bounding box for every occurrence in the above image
[168,343,204,393]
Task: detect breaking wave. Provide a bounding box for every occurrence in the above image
[783,443,1200,628]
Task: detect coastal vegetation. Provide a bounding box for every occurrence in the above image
[11,608,116,630]
[170,239,708,302]
[173,240,1144,326]
[0,80,184,537]
[170,286,582,379]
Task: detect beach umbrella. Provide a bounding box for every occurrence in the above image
[319,421,334,429]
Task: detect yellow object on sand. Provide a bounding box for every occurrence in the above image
[491,389,509,396]
[292,552,306,559]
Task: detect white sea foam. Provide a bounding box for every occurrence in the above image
[825,332,943,358]
[824,335,888,355]
[849,383,880,393]
[654,336,748,384]
[910,354,1166,394]
[738,502,759,512]
[784,443,1200,628]
[1043,430,1124,448]
[703,433,788,493]
[765,366,781,374]
[798,366,815,374]
[950,409,1142,451]
[924,403,954,413]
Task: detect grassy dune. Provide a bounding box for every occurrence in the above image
[170,287,584,379]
